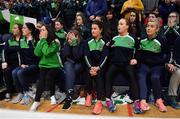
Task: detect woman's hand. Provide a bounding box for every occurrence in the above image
[91,66,100,72]
[66,32,76,44]
[2,62,8,69]
[130,59,137,65]
[89,67,98,76]
[167,64,176,72]
[21,64,29,68]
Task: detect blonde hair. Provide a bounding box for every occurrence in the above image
[147,18,160,31]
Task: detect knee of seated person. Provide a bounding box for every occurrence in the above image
[12,68,18,76]
[151,75,161,81]
[175,68,180,75]
[17,69,25,77]
[64,61,73,67]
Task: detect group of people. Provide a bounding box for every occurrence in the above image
[0,0,180,116]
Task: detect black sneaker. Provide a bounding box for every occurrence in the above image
[62,98,72,110]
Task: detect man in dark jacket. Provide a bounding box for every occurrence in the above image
[85,0,107,21]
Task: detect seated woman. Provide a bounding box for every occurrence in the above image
[137,18,167,112]
[30,24,63,111]
[105,18,141,114]
[1,23,23,101]
[166,36,180,109]
[61,29,85,110]
[11,23,39,105]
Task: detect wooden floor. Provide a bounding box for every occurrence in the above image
[0,99,180,118]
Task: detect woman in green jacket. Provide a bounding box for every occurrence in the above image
[30,24,63,111]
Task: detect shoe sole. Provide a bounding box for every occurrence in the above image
[62,102,73,110]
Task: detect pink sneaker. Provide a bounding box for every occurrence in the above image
[92,101,102,115]
[140,100,150,112]
[85,94,92,107]
[155,98,167,112]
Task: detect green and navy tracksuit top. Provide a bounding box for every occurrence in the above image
[20,36,38,65]
[110,34,137,65]
[84,37,108,68]
[2,36,22,66]
[138,35,167,66]
[34,38,63,68]
[55,29,67,46]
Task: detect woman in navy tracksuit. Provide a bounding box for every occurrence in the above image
[11,23,39,105]
[84,20,108,115]
[2,23,23,101]
[61,29,85,110]
[137,19,167,112]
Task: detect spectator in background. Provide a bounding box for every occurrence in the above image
[50,0,62,19]
[106,0,126,19]
[85,0,107,22]
[159,12,180,55]
[105,9,118,40]
[73,12,90,40]
[128,10,146,40]
[142,0,160,15]
[158,0,177,24]
[61,0,84,29]
[144,12,163,27]
[54,18,67,47]
[33,0,51,23]
[121,0,144,21]
[94,15,111,43]
[34,21,44,41]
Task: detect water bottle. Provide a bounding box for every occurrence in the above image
[148,89,154,104]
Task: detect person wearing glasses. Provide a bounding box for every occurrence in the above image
[163,11,180,109]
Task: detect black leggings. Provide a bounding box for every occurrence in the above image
[105,64,139,101]
[86,68,105,100]
[35,67,60,102]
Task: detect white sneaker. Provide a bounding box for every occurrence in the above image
[11,93,23,104]
[29,102,40,112]
[50,95,56,105]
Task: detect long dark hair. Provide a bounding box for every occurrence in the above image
[128,10,141,38]
[13,23,23,37]
[43,24,56,45]
[25,22,36,38]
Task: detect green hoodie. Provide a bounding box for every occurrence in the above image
[34,38,63,68]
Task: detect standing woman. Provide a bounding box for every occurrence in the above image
[30,24,63,111]
[84,20,108,115]
[137,19,167,112]
[11,23,39,105]
[105,18,141,114]
[61,29,84,110]
[1,23,23,101]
